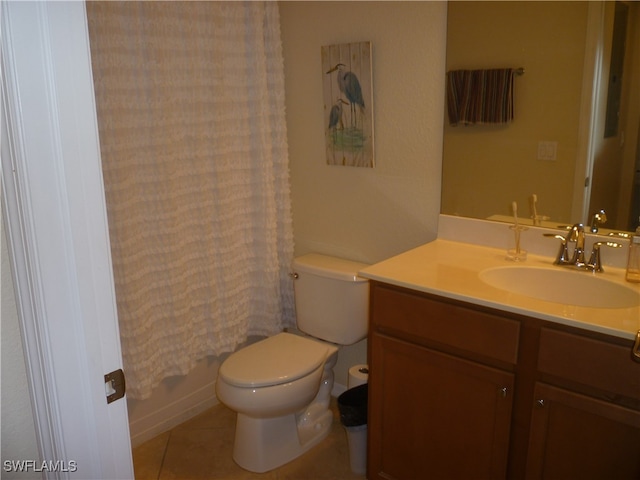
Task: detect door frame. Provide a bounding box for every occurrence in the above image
[572,1,606,224]
[1,2,133,478]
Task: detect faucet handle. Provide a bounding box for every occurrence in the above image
[587,241,622,272]
[543,233,570,265]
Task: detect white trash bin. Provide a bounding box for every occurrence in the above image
[344,423,367,475]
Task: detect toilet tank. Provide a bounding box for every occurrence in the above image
[292,253,369,345]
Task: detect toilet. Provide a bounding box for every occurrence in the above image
[215,253,369,473]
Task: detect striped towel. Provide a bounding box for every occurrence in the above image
[446,68,515,126]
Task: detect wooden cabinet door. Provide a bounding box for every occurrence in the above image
[368,333,514,480]
[526,383,640,479]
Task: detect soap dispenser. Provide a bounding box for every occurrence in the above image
[626,223,640,283]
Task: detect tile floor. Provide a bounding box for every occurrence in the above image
[132,398,366,479]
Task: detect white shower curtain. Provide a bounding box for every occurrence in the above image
[87,1,295,400]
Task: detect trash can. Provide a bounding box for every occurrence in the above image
[337,383,368,475]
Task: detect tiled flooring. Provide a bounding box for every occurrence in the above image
[132,398,366,479]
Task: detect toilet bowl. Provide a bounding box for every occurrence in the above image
[216,332,339,472]
[215,253,369,473]
[217,332,338,417]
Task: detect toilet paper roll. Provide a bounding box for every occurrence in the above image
[348,364,369,389]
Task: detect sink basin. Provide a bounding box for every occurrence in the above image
[479,266,640,309]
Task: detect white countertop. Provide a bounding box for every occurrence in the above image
[359,239,640,341]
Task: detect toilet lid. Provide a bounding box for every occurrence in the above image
[219,333,331,388]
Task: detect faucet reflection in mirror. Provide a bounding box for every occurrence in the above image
[589,209,607,233]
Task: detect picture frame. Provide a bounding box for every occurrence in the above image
[322,42,374,168]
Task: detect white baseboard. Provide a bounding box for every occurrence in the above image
[129,380,353,448]
[128,382,219,448]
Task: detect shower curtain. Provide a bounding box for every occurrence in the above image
[86,1,295,400]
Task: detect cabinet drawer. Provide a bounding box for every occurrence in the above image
[538,327,640,401]
[371,282,520,364]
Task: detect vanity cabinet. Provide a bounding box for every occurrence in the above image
[368,282,520,479]
[367,280,640,480]
[525,327,640,478]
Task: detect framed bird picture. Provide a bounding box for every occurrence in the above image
[322,42,374,168]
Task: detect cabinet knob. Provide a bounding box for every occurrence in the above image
[499,387,507,398]
[536,399,545,408]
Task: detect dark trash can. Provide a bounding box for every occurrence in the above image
[337,383,368,474]
[338,383,368,426]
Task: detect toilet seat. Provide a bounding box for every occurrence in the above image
[219,333,331,388]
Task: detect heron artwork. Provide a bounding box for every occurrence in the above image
[326,63,365,128]
[328,98,348,133]
[321,41,374,168]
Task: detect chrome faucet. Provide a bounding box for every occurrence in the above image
[544,223,586,268]
[545,223,621,272]
[567,223,586,267]
[555,223,586,268]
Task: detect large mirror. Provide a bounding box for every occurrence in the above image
[442,1,640,234]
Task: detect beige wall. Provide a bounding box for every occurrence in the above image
[280,1,446,266]
[280,1,446,387]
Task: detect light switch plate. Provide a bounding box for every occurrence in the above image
[537,141,558,161]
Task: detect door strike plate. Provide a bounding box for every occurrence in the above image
[104,369,126,404]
